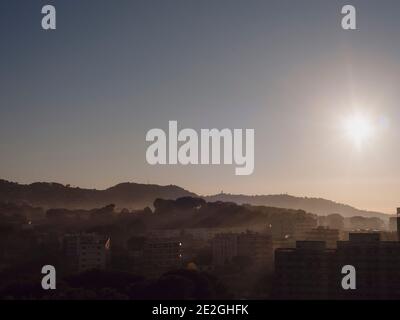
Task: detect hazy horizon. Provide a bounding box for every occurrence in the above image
[2,0,400,214]
[0,176,393,215]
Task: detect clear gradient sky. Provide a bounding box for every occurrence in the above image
[1,0,400,213]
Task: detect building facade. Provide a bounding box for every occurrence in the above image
[305,226,340,248]
[212,231,273,269]
[63,233,110,273]
[142,237,183,277]
[273,232,400,299]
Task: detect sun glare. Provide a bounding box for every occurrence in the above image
[343,113,374,149]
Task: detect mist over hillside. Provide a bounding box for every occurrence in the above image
[204,193,389,220]
[0,179,389,219]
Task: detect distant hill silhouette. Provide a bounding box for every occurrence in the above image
[204,193,389,220]
[0,179,389,219]
[0,179,195,210]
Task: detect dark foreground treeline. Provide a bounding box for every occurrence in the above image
[0,269,230,300]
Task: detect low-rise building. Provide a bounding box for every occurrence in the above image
[142,237,183,277]
[293,219,318,240]
[212,233,238,266]
[305,226,340,248]
[63,233,110,273]
[212,231,273,269]
[238,231,273,269]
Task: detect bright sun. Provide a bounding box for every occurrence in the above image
[343,113,374,149]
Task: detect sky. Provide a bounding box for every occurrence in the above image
[1,0,400,213]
